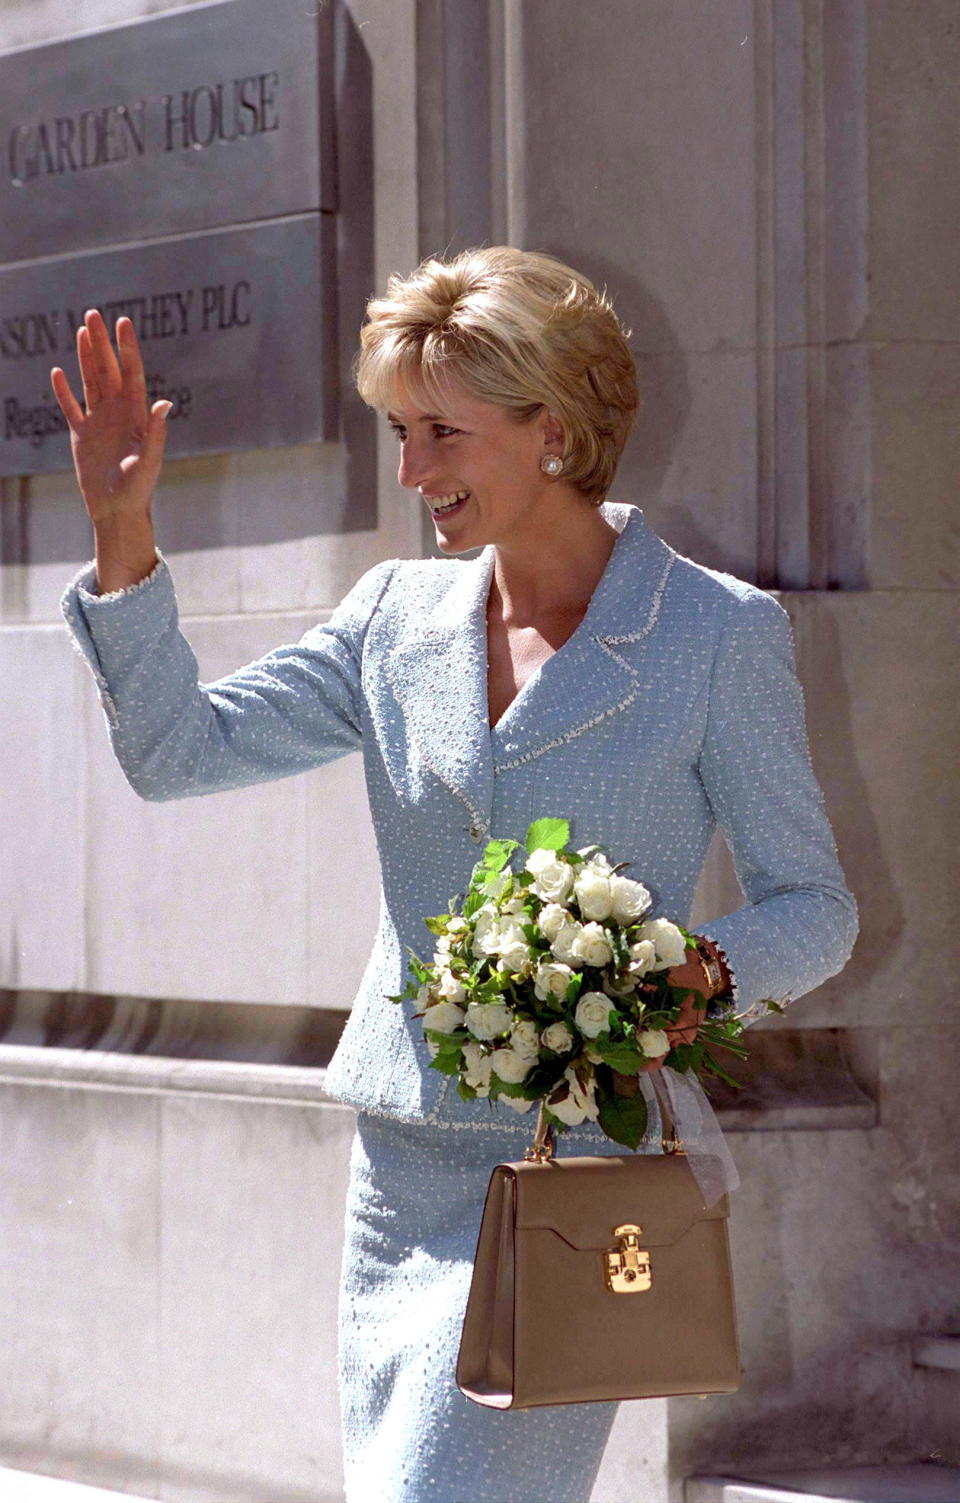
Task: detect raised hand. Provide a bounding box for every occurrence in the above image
[50,309,171,528]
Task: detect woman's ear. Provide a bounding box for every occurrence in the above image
[540,407,565,450]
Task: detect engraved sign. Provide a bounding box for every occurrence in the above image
[0,215,334,475]
[0,0,334,263]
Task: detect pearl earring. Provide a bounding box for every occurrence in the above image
[540,455,563,476]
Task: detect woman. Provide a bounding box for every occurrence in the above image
[53,246,857,1503]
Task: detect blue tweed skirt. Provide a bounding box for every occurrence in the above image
[337,1106,663,1503]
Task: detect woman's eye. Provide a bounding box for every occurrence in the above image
[387,422,459,441]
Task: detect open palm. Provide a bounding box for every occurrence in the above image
[50,309,170,526]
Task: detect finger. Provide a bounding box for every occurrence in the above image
[84,307,123,398]
[666,1029,697,1048]
[85,307,123,394]
[141,399,173,473]
[636,1053,667,1074]
[76,325,101,411]
[50,367,85,435]
[116,317,148,416]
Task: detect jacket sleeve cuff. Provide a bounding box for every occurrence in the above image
[59,551,176,715]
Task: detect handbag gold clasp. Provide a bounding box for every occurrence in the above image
[604,1223,652,1293]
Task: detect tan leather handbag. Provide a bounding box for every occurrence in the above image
[456,1101,741,1409]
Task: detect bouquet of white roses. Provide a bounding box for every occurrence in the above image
[389,817,752,1149]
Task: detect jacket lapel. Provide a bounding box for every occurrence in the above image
[385,505,677,836]
[488,505,677,771]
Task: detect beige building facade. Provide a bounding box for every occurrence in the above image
[0,2,957,1500]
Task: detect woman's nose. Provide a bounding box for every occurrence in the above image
[397,435,431,491]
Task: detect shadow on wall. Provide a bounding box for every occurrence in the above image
[785,597,904,1022]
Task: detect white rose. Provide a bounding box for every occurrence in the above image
[638,1028,670,1059]
[638,918,688,970]
[573,869,613,921]
[501,1094,534,1114]
[437,969,467,1004]
[490,1047,534,1084]
[627,938,657,976]
[547,1065,599,1126]
[423,1000,466,1034]
[609,875,652,926]
[493,918,531,973]
[551,919,584,965]
[471,904,502,958]
[537,902,569,943]
[526,849,575,903]
[464,1001,513,1041]
[446,915,469,934]
[502,947,534,978]
[574,990,616,1039]
[576,848,612,871]
[534,960,574,1001]
[571,922,614,968]
[462,1040,494,1094]
[510,1019,541,1060]
[541,1021,575,1053]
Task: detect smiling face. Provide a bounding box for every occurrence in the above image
[387,378,566,555]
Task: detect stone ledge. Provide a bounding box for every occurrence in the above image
[0,1043,339,1107]
[0,1033,877,1132]
[685,1464,960,1503]
[0,1467,158,1502]
[0,997,880,1130]
[913,1336,960,1373]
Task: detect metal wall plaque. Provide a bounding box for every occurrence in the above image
[0,214,334,475]
[0,0,334,264]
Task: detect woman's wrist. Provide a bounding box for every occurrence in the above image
[691,935,737,1018]
[691,935,730,1000]
[93,509,158,595]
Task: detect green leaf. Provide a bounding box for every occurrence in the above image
[424,1026,463,1047]
[565,972,585,1004]
[429,1053,463,1076]
[479,838,517,872]
[525,818,570,853]
[488,1077,537,1100]
[597,1091,649,1151]
[608,926,630,968]
[593,1039,646,1074]
[463,889,485,919]
[699,1051,746,1089]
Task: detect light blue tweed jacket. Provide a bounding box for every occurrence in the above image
[61,502,858,1132]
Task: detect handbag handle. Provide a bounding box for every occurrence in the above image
[524,1074,686,1163]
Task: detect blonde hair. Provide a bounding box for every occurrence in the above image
[353,245,640,504]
